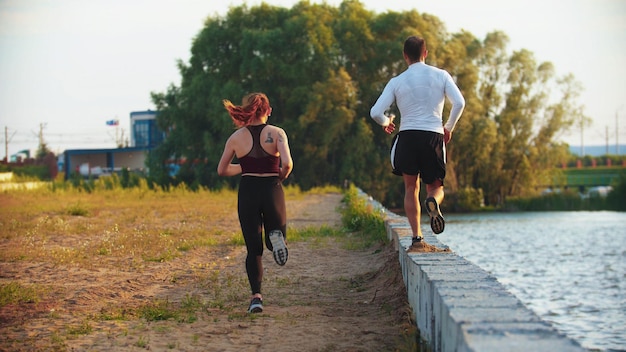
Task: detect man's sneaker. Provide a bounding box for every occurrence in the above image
[268,230,288,266]
[412,235,424,245]
[248,297,263,313]
[425,197,445,234]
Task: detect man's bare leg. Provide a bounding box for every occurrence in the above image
[403,174,423,242]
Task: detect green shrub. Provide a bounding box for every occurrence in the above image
[10,165,50,181]
[504,189,613,211]
[607,173,626,211]
[66,202,89,216]
[340,185,387,247]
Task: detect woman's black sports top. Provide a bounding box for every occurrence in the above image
[239,124,280,174]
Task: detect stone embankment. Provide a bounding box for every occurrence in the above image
[359,190,585,352]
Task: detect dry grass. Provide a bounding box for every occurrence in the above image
[1,185,277,268]
[0,184,418,351]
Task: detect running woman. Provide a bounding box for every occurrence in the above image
[217,92,294,313]
[370,35,465,244]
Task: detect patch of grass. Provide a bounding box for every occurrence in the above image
[179,294,205,323]
[0,282,42,306]
[66,319,93,336]
[193,268,249,314]
[135,336,149,348]
[143,249,179,262]
[177,235,222,251]
[302,185,343,195]
[227,232,245,246]
[227,311,261,322]
[66,202,89,216]
[283,184,341,199]
[98,304,135,321]
[180,294,204,311]
[139,299,179,322]
[339,185,387,249]
[137,296,205,324]
[50,331,66,349]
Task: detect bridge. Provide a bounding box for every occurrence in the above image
[544,167,625,189]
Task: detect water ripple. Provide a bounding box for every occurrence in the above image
[439,211,626,352]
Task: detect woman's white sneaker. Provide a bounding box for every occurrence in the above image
[268,230,288,266]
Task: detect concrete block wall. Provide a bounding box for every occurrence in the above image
[359,190,585,352]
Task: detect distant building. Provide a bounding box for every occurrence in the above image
[63,110,164,179]
[130,110,165,147]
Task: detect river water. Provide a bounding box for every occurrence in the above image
[436,211,626,352]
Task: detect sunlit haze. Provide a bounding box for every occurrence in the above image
[1,0,624,157]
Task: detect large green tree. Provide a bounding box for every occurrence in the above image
[438,31,580,205]
[149,0,581,207]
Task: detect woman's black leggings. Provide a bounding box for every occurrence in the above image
[238,176,286,295]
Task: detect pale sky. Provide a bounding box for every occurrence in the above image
[1,0,625,157]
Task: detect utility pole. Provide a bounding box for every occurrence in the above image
[38,123,45,146]
[606,126,609,155]
[4,126,17,162]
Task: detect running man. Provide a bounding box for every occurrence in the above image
[370,35,465,244]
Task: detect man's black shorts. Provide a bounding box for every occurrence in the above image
[390,130,446,184]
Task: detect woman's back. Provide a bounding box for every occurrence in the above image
[233,124,280,159]
[237,124,280,175]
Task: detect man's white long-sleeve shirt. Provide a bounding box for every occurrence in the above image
[370,62,465,133]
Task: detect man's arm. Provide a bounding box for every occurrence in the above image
[443,73,465,133]
[370,82,396,127]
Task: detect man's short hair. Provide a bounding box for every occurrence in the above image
[404,36,426,62]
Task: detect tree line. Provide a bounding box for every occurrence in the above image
[147,0,587,209]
